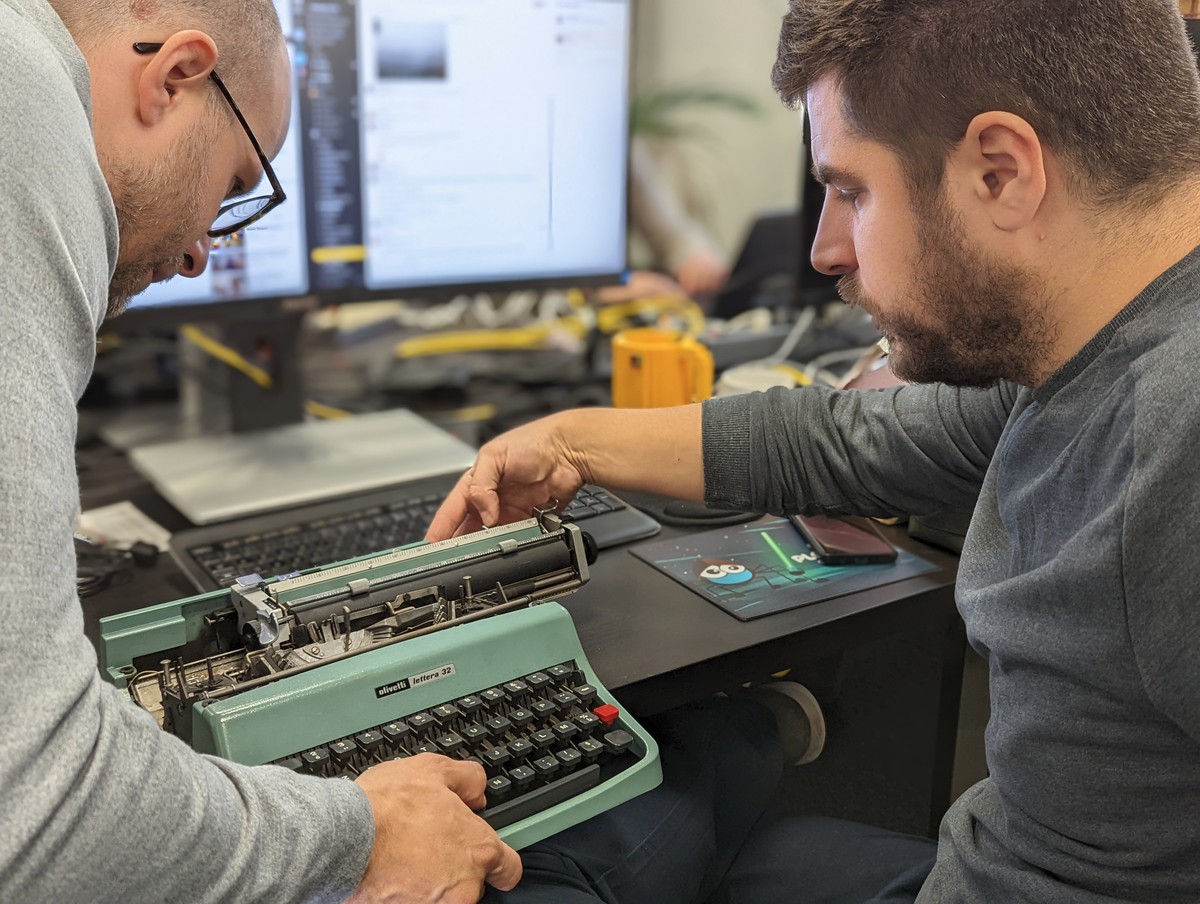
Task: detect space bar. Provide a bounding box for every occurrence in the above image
[481,765,602,830]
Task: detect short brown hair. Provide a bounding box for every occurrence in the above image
[51,0,283,101]
[773,0,1200,209]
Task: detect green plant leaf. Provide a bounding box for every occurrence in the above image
[631,85,763,138]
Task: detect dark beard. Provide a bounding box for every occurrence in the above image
[839,202,1057,388]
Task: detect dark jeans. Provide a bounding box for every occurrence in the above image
[485,697,937,904]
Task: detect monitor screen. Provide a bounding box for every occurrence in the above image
[795,109,840,306]
[124,0,631,321]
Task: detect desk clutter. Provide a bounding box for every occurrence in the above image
[631,517,939,621]
[99,512,660,850]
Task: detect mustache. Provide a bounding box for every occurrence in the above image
[837,275,868,310]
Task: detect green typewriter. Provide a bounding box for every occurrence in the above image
[99,511,661,850]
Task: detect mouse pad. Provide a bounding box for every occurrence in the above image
[630,516,939,621]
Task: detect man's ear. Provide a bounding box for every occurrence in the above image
[135,30,219,127]
[951,111,1047,232]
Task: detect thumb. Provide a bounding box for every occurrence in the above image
[486,843,524,892]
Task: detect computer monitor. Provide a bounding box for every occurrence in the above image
[111,0,632,522]
[126,0,629,321]
[794,108,840,307]
[712,110,838,319]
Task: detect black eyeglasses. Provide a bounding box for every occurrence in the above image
[133,42,286,237]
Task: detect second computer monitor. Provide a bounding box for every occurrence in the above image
[125,0,632,319]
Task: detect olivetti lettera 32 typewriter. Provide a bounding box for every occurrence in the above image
[99,512,661,849]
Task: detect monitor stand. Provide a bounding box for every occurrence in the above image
[111,315,478,525]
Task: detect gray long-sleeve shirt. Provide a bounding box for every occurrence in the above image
[704,250,1200,901]
[0,2,375,901]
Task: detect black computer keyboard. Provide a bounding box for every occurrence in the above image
[171,476,661,592]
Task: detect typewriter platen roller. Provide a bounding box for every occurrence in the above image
[99,512,662,849]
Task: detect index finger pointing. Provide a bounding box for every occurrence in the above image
[426,471,475,542]
[464,455,504,527]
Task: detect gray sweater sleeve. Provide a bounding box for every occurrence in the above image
[701,381,1019,518]
[0,3,374,901]
[1123,338,1200,747]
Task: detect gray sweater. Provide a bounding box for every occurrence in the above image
[0,1,375,901]
[704,251,1200,901]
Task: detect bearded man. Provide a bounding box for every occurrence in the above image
[431,1,1200,901]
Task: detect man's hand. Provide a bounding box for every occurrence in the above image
[426,405,706,543]
[426,413,588,541]
[674,250,730,299]
[347,754,522,904]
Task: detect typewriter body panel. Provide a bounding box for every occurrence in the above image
[99,514,661,849]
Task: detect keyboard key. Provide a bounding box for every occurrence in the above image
[556,747,583,771]
[507,738,535,759]
[578,738,604,763]
[355,730,384,757]
[552,721,579,742]
[509,708,535,728]
[381,721,412,748]
[554,691,581,708]
[431,703,460,724]
[573,685,598,704]
[603,729,635,754]
[485,715,513,735]
[329,738,358,766]
[301,747,331,773]
[482,746,511,769]
[461,722,488,743]
[574,712,601,733]
[486,775,513,802]
[593,704,620,726]
[531,755,559,777]
[408,712,436,732]
[508,765,536,789]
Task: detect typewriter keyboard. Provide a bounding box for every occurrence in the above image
[272,659,644,830]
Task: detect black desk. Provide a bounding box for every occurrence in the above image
[79,454,964,838]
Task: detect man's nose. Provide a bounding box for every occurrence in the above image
[178,237,211,278]
[810,189,857,278]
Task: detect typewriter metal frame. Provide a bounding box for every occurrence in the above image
[100,512,592,752]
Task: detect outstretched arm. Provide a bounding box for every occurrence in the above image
[427,405,704,540]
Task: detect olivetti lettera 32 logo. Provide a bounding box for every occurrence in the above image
[374,664,455,699]
[374,678,411,699]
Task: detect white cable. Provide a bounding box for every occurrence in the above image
[767,306,818,363]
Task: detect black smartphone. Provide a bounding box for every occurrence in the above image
[789,514,898,566]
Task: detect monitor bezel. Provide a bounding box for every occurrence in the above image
[106,269,627,332]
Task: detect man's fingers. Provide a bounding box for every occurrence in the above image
[426,470,479,541]
[437,756,489,805]
[465,481,501,529]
